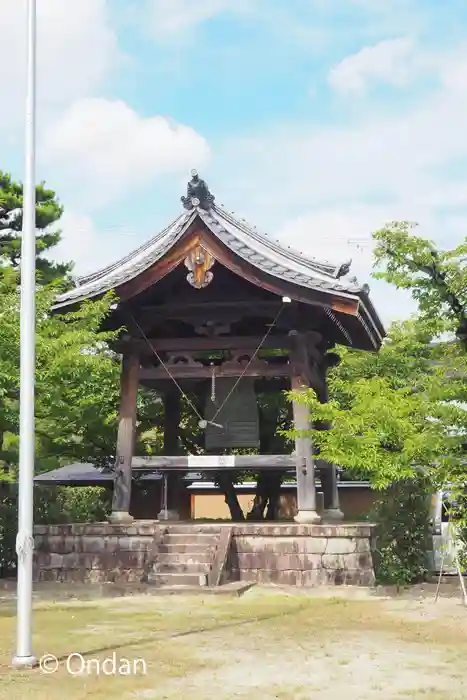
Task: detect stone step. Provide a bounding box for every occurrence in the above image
[159,543,217,554]
[161,524,222,534]
[152,561,211,574]
[147,572,208,587]
[154,551,213,565]
[162,533,219,546]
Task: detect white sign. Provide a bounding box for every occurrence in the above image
[187,455,236,468]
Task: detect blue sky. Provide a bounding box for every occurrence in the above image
[1,0,467,325]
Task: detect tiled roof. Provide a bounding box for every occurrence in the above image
[54,204,361,309]
[34,463,202,484]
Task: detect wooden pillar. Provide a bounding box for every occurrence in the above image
[158,387,182,521]
[315,352,344,521]
[289,330,320,524]
[110,352,140,522]
[320,461,344,520]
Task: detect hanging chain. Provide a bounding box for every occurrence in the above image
[129,314,204,422]
[210,363,216,402]
[210,303,285,424]
[129,303,284,429]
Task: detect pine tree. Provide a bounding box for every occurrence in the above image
[0,170,72,284]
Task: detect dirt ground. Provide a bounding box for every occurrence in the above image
[0,581,466,700]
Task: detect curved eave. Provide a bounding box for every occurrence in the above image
[54,205,358,310]
[358,290,386,342]
[210,205,350,279]
[52,205,385,350]
[53,210,196,310]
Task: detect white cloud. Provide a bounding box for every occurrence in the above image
[144,0,246,40]
[0,0,121,129]
[212,45,467,323]
[219,47,467,213]
[274,206,418,325]
[328,37,416,94]
[50,210,141,277]
[0,1,212,272]
[40,98,210,205]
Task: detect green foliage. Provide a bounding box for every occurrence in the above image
[285,317,466,490]
[34,485,111,524]
[0,485,17,576]
[0,271,121,475]
[369,480,431,586]
[0,485,110,576]
[284,222,467,574]
[0,171,72,284]
[373,222,466,345]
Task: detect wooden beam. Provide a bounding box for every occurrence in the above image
[331,297,359,316]
[139,363,293,380]
[130,335,291,352]
[139,377,291,393]
[136,300,284,319]
[132,455,298,471]
[123,332,322,353]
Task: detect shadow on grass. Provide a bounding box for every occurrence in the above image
[28,604,307,671]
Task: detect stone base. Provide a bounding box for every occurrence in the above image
[157,509,180,521]
[322,508,345,521]
[33,521,376,588]
[108,511,134,524]
[294,509,321,524]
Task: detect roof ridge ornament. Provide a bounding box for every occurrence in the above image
[181,169,215,211]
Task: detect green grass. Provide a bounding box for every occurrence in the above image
[0,590,466,700]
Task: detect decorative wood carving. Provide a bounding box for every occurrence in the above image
[221,351,270,374]
[139,360,292,380]
[124,334,296,353]
[184,244,215,289]
[194,320,231,336]
[166,353,203,368]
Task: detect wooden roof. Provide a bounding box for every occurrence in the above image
[54,179,385,350]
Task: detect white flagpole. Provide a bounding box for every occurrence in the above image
[12,0,37,668]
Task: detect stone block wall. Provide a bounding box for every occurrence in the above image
[229,524,375,586]
[33,521,376,586]
[33,522,160,583]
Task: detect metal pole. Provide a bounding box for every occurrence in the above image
[12,0,37,668]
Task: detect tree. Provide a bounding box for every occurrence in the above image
[0,269,121,477]
[285,224,467,487]
[286,317,466,489]
[372,222,467,348]
[0,171,72,284]
[283,224,467,579]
